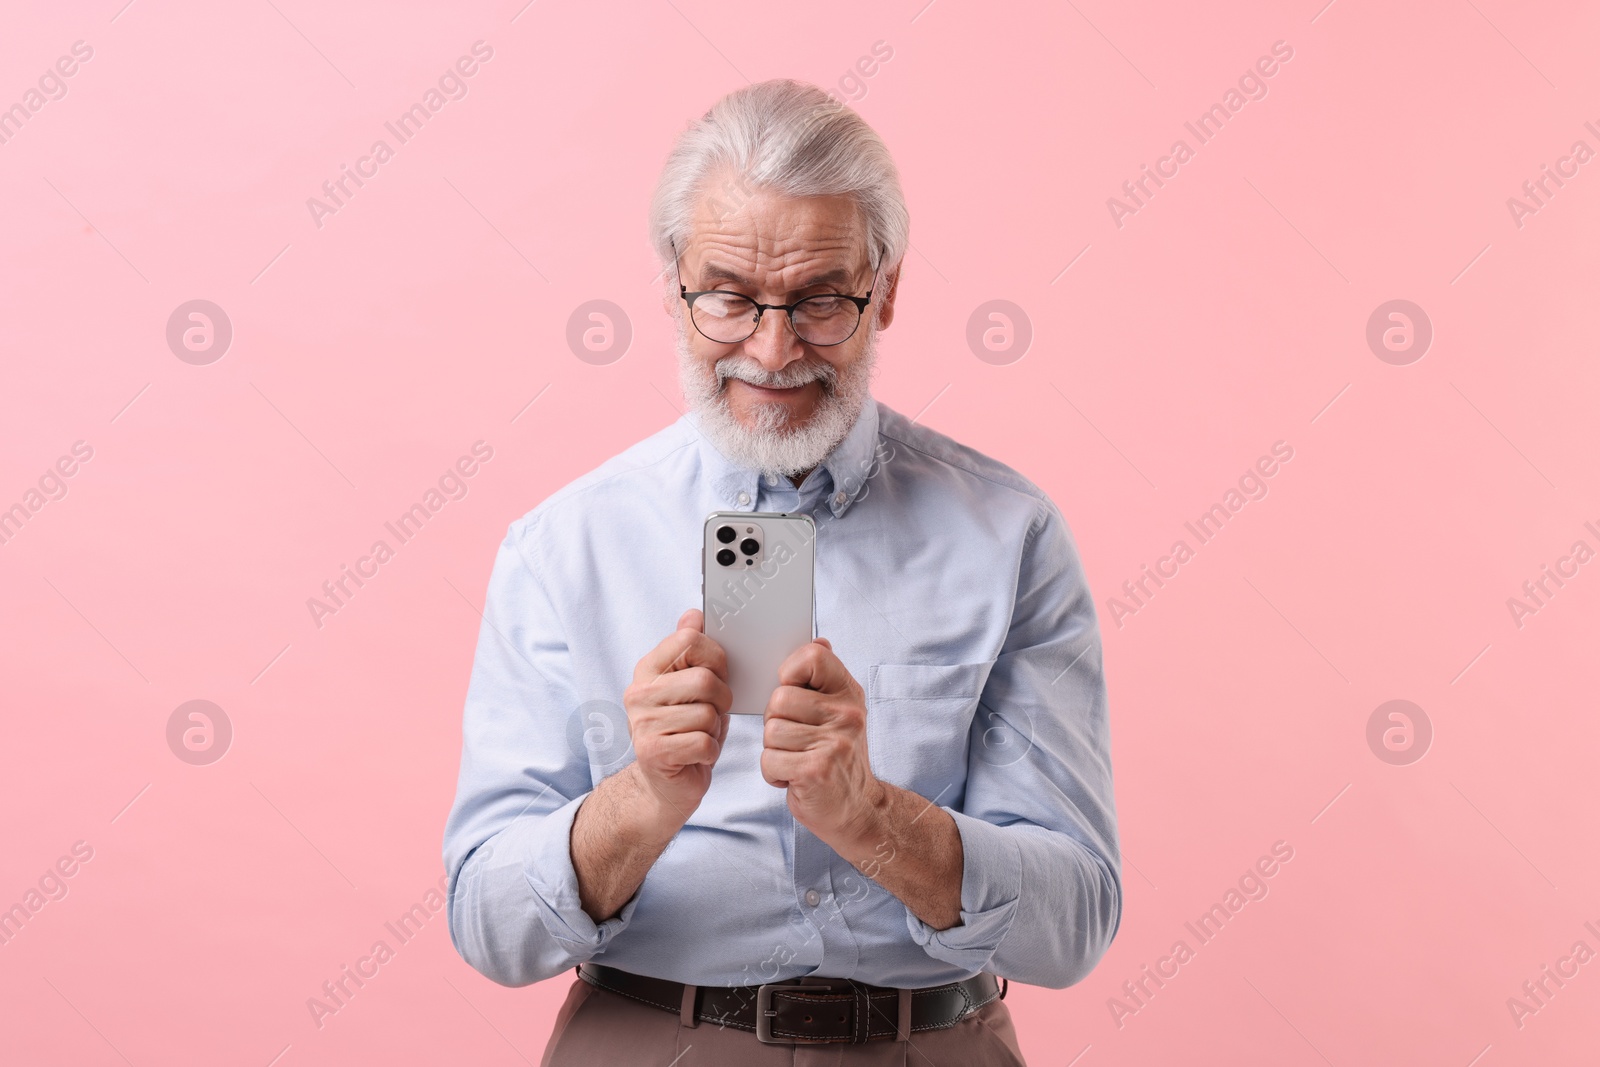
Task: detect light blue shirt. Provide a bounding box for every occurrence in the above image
[442,391,1121,990]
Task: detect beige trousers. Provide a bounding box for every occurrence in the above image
[539,972,1030,1066]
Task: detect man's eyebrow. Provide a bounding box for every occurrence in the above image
[696,262,860,291]
[795,267,857,290]
[695,263,749,286]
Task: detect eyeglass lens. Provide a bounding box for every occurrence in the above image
[691,292,861,345]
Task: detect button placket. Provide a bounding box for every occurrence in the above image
[790,828,857,973]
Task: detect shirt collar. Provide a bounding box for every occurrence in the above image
[686,391,880,520]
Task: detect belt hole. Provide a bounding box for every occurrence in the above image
[803,1014,812,1022]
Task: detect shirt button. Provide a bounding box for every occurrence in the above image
[736,491,750,506]
[804,888,821,907]
[833,491,847,506]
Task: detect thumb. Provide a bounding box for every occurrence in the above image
[678,607,704,633]
[813,636,832,650]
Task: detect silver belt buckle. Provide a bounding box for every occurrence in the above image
[754,978,838,1044]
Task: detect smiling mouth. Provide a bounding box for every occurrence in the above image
[734,380,810,395]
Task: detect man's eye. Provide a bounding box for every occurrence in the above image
[697,292,754,316]
[794,296,853,322]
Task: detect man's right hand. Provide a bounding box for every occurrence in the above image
[621,607,732,833]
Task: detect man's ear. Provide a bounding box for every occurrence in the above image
[875,263,902,331]
[661,275,680,320]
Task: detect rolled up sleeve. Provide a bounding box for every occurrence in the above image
[906,500,1123,988]
[442,515,635,987]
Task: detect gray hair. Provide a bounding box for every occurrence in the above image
[648,79,909,283]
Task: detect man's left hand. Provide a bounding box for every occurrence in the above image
[761,638,886,843]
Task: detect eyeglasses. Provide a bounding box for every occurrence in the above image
[672,238,877,346]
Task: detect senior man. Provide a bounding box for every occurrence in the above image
[443,79,1121,1065]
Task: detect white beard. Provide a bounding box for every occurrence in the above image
[675,314,878,480]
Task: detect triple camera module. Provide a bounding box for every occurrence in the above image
[715,523,761,567]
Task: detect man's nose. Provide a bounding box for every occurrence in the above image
[742,304,804,370]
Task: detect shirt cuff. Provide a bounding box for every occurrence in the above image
[515,791,639,951]
[904,808,1022,970]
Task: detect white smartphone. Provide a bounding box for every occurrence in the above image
[702,511,816,715]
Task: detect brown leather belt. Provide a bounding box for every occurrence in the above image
[576,961,1006,1044]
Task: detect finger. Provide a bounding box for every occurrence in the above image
[652,728,724,768]
[678,607,704,633]
[762,711,818,751]
[650,666,733,716]
[814,636,832,650]
[644,700,723,739]
[672,632,729,681]
[641,626,729,681]
[638,626,695,678]
[760,747,803,788]
[775,639,851,694]
[764,683,826,726]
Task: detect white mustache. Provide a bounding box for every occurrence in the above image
[716,357,836,392]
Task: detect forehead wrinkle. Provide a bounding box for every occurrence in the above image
[688,231,869,294]
[686,184,869,294]
[696,258,858,292]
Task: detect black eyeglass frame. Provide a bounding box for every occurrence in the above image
[671,237,880,347]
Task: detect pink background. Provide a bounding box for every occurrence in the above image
[2,0,1597,1063]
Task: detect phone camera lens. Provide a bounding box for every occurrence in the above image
[716,548,737,567]
[716,525,737,544]
[739,538,760,556]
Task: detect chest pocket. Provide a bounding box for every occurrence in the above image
[865,661,994,804]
